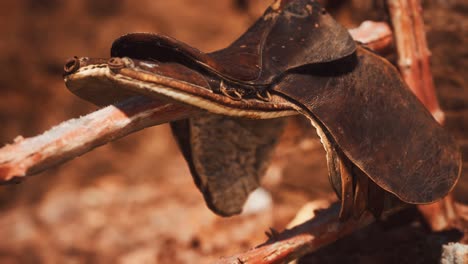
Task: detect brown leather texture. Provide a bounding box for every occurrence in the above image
[272,46,461,204]
[171,115,285,216]
[64,56,296,116]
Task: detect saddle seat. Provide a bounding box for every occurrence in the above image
[111,0,356,85]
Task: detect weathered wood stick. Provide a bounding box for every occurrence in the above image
[388,0,444,123]
[349,21,393,55]
[388,0,459,232]
[0,97,198,182]
[218,203,402,264]
[218,203,357,264]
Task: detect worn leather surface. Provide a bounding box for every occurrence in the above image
[64,56,296,116]
[171,115,285,216]
[111,0,355,85]
[272,46,461,204]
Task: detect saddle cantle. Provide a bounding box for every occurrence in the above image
[64,0,461,218]
[111,0,355,85]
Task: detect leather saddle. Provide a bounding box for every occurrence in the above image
[65,0,461,218]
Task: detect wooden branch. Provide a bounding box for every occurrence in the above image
[218,203,402,264]
[387,0,444,124]
[218,203,353,264]
[388,0,459,232]
[0,97,199,182]
[0,22,392,183]
[348,21,393,55]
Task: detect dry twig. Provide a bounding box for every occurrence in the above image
[218,204,405,264]
[388,0,459,232]
[0,97,198,182]
[218,203,367,264]
[387,0,444,123]
[348,21,393,55]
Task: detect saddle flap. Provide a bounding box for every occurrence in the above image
[171,114,285,216]
[272,46,461,204]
